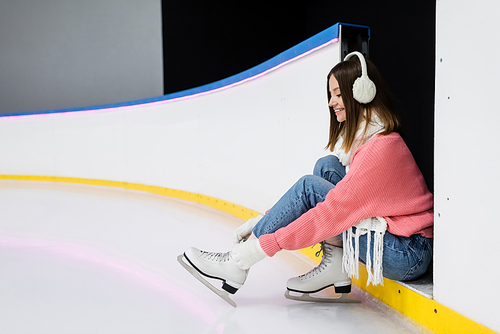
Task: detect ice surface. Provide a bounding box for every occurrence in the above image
[0,181,430,334]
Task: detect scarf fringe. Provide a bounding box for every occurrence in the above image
[342,217,387,286]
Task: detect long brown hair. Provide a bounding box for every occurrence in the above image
[326,56,402,152]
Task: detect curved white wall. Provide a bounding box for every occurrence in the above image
[0,37,339,214]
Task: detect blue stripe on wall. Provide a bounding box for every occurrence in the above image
[2,22,369,117]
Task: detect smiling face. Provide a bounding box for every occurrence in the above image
[328,75,346,123]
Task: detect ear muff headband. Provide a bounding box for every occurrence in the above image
[344,51,377,104]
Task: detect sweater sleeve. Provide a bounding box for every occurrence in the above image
[259,179,367,256]
[258,133,434,257]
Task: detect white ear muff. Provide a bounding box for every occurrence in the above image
[344,51,376,104]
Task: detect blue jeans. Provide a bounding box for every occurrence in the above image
[253,155,433,281]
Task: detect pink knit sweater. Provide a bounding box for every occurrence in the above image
[259,132,434,257]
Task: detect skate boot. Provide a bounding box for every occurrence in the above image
[285,242,358,303]
[178,247,248,307]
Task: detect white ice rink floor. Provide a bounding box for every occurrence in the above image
[0,181,430,333]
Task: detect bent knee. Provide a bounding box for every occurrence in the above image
[313,155,343,176]
[313,156,331,176]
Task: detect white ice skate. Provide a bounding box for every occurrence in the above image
[285,242,359,303]
[178,247,248,307]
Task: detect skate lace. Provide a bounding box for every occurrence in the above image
[299,242,334,280]
[200,250,231,262]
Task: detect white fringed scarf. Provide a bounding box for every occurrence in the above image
[333,112,387,286]
[342,217,387,286]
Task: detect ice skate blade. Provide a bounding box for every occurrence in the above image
[177,254,237,307]
[285,289,360,303]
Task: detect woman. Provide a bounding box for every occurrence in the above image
[181,52,434,301]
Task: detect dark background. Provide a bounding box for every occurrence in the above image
[162,0,436,192]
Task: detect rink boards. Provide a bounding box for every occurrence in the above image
[0,25,341,216]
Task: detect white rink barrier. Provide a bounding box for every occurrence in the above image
[0,25,344,215]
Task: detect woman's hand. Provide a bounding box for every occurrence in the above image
[233,214,263,244]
